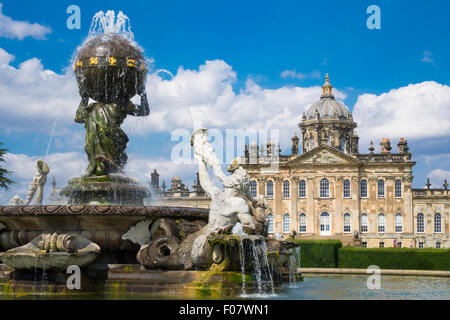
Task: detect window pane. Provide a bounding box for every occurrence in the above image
[361,214,368,233]
[283,181,290,198]
[395,180,402,198]
[360,180,367,198]
[283,214,290,233]
[344,213,351,233]
[395,214,403,233]
[267,214,274,233]
[417,213,424,233]
[299,213,306,232]
[434,213,442,233]
[378,214,385,233]
[266,181,273,198]
[299,180,306,198]
[343,180,351,198]
[320,178,329,198]
[250,181,257,197]
[377,180,385,198]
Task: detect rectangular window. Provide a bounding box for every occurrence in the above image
[417,214,424,233]
[362,242,367,248]
[395,180,402,198]
[343,180,351,198]
[360,180,368,198]
[360,214,368,233]
[379,242,384,248]
[418,242,424,248]
[436,242,441,249]
[377,180,385,198]
[298,180,306,198]
[397,242,402,248]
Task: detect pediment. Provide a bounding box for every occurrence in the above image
[287,145,360,166]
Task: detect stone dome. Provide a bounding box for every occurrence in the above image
[304,74,349,120]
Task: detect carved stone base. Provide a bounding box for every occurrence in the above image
[61,174,150,206]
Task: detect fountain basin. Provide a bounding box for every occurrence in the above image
[0,205,208,254]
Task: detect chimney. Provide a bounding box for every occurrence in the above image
[380,138,392,154]
[291,133,299,155]
[397,138,409,154]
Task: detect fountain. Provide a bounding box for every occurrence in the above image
[0,10,300,298]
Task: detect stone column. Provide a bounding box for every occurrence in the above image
[291,176,299,232]
[335,176,343,235]
[256,177,267,197]
[307,177,315,235]
[274,177,283,234]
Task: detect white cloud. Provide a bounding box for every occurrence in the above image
[280,69,321,80]
[0,3,51,40]
[0,48,79,134]
[421,51,433,64]
[352,81,450,146]
[427,169,450,188]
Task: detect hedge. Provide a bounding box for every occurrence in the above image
[290,240,342,268]
[338,247,450,271]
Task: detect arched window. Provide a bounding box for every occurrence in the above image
[344,213,351,233]
[283,214,291,233]
[320,212,330,234]
[309,137,314,151]
[434,213,442,233]
[266,180,274,199]
[360,213,368,233]
[320,178,330,198]
[340,137,347,153]
[377,180,385,198]
[378,213,386,233]
[395,180,402,198]
[299,213,306,233]
[249,180,257,197]
[417,213,424,233]
[395,213,403,233]
[298,180,306,198]
[343,179,351,198]
[267,214,274,234]
[283,180,290,198]
[360,179,368,198]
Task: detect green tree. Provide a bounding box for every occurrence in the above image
[0,142,14,190]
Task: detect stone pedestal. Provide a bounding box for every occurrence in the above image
[61,174,150,206]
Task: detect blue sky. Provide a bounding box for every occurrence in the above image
[0,0,449,203]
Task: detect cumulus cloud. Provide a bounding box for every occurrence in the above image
[0,3,51,40]
[126,60,346,150]
[427,169,450,188]
[0,49,346,150]
[280,69,321,80]
[0,48,79,134]
[352,81,450,146]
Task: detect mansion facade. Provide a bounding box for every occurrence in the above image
[241,75,449,248]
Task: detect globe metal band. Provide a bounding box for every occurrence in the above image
[73,56,147,71]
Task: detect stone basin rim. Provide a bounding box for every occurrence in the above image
[0,205,209,218]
